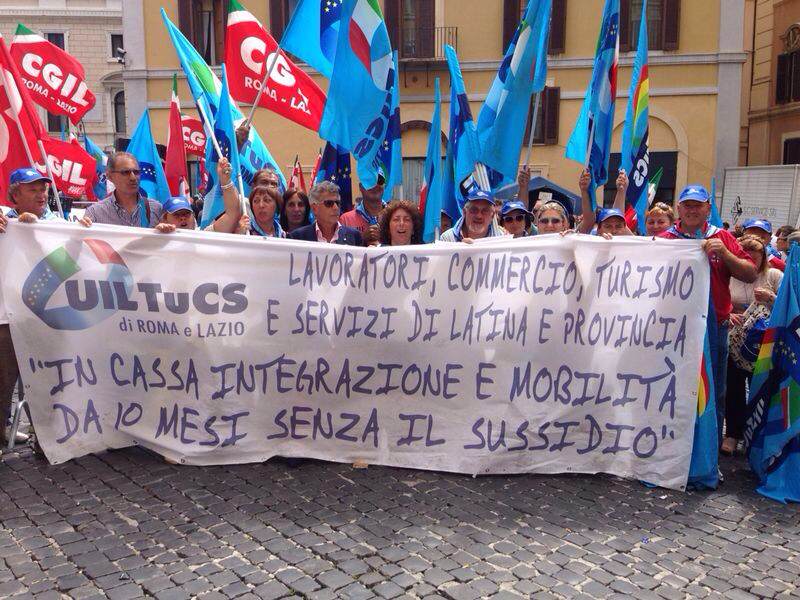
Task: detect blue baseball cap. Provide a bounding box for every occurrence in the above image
[9,167,50,186]
[466,189,494,204]
[678,184,710,203]
[742,218,772,234]
[500,200,531,217]
[163,196,193,214]
[597,208,625,223]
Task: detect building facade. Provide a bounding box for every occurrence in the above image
[0,0,124,152]
[740,0,800,166]
[123,0,746,205]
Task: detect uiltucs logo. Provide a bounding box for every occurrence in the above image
[22,239,248,331]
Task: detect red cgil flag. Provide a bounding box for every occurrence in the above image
[0,32,48,204]
[181,113,206,157]
[10,23,96,125]
[38,136,97,198]
[289,155,307,193]
[225,0,326,132]
[165,74,189,197]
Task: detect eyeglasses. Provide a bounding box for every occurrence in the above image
[538,217,562,225]
[502,214,526,224]
[466,206,492,216]
[111,169,141,177]
[322,199,341,208]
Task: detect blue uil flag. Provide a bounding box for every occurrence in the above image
[201,65,242,228]
[126,109,170,203]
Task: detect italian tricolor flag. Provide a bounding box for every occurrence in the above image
[165,74,189,198]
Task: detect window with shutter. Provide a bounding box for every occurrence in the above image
[523,87,560,146]
[623,0,668,51]
[661,0,680,51]
[792,52,800,102]
[177,0,226,65]
[548,0,566,55]
[269,0,299,41]
[385,0,401,54]
[776,53,792,104]
[619,0,631,52]
[543,87,560,145]
[784,138,800,165]
[396,0,436,59]
[502,0,520,53]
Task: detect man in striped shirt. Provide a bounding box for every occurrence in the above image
[84,152,163,228]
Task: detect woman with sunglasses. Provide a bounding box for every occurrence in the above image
[499,200,534,238]
[536,201,571,234]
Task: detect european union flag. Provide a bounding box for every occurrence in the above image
[315,142,353,212]
[126,109,170,203]
[281,0,343,79]
[201,65,242,228]
[747,244,800,502]
[565,0,619,209]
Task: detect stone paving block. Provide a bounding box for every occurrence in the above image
[0,450,797,600]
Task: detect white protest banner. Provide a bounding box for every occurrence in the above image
[0,224,710,490]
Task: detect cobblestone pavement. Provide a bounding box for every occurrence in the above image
[0,447,798,600]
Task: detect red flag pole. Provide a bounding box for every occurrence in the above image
[243,48,281,128]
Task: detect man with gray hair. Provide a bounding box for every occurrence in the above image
[84,152,164,228]
[287,181,363,245]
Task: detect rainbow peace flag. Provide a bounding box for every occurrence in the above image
[697,348,712,417]
[620,0,650,234]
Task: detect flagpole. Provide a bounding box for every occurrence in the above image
[193,98,251,235]
[584,117,596,170]
[35,139,65,217]
[523,91,542,168]
[244,48,282,127]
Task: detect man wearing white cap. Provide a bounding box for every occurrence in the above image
[440,190,505,242]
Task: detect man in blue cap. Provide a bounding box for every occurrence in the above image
[742,218,785,271]
[499,200,534,238]
[0,167,91,448]
[0,168,91,226]
[660,184,757,452]
[440,190,505,242]
[596,208,633,238]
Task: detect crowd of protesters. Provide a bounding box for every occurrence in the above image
[0,152,796,482]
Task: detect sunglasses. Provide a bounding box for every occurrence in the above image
[111,169,141,177]
[322,199,341,208]
[502,214,526,223]
[538,217,562,225]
